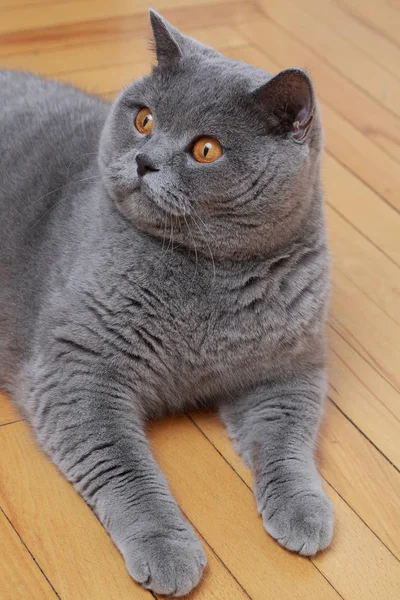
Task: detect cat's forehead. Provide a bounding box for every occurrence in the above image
[160,55,268,97]
[145,56,271,127]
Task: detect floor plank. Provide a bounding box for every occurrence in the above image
[321,102,400,213]
[0,391,22,426]
[330,267,400,391]
[338,0,400,47]
[324,154,400,267]
[0,0,234,35]
[319,401,400,557]
[0,419,252,600]
[264,0,400,120]
[187,411,400,600]
[327,327,400,469]
[0,25,247,75]
[0,508,58,600]
[0,1,261,57]
[299,0,400,80]
[237,15,400,162]
[328,323,400,422]
[326,206,400,328]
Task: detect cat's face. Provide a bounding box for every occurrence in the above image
[99,10,323,260]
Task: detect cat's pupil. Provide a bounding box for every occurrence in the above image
[143,116,150,127]
[204,143,211,157]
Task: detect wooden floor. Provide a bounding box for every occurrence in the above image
[1,0,400,598]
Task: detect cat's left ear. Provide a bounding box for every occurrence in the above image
[149,9,184,68]
[254,68,315,142]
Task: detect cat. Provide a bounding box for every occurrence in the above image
[0,10,333,597]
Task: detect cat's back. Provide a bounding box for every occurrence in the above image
[0,70,109,259]
[0,70,109,222]
[0,71,109,387]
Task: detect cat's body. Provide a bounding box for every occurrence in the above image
[1,70,325,413]
[0,12,333,597]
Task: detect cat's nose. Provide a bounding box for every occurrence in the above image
[136,153,159,177]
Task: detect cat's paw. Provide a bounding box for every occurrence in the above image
[262,491,333,556]
[124,531,207,596]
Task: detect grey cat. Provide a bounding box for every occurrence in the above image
[0,10,333,597]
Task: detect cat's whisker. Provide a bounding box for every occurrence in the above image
[161,212,168,253]
[28,194,72,230]
[34,175,99,207]
[26,175,99,230]
[183,213,199,282]
[191,209,216,281]
[66,152,98,180]
[166,215,174,253]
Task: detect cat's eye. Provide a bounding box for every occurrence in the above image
[135,107,154,134]
[192,137,222,163]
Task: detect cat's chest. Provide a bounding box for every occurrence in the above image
[127,276,294,401]
[80,248,326,409]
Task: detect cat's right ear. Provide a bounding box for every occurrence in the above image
[149,10,183,68]
[253,68,315,142]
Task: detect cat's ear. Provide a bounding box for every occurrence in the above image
[149,9,184,68]
[254,68,315,142]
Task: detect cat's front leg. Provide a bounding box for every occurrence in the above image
[28,357,206,596]
[220,368,333,555]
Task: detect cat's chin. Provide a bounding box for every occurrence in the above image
[115,188,177,235]
[139,182,189,218]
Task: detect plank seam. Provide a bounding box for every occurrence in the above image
[181,508,254,600]
[188,413,400,564]
[236,24,400,167]
[0,505,62,598]
[0,9,256,58]
[331,1,400,53]
[325,151,400,218]
[321,476,399,562]
[329,346,399,423]
[186,415,345,598]
[297,0,400,84]
[0,418,23,428]
[327,397,400,474]
[329,320,400,393]
[255,6,400,125]
[0,1,263,48]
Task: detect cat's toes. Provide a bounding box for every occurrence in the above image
[124,531,207,596]
[262,491,333,556]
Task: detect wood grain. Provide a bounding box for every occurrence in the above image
[0,418,253,599]
[0,2,261,57]
[190,410,400,599]
[298,0,400,79]
[0,508,57,600]
[238,15,400,162]
[0,391,21,426]
[0,25,247,75]
[264,0,400,119]
[0,0,233,35]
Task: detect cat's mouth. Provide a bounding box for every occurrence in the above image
[139,179,189,217]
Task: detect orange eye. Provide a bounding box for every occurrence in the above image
[135,107,153,134]
[192,137,222,163]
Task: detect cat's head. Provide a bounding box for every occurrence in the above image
[99,10,323,260]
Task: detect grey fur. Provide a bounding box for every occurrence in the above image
[0,10,333,596]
